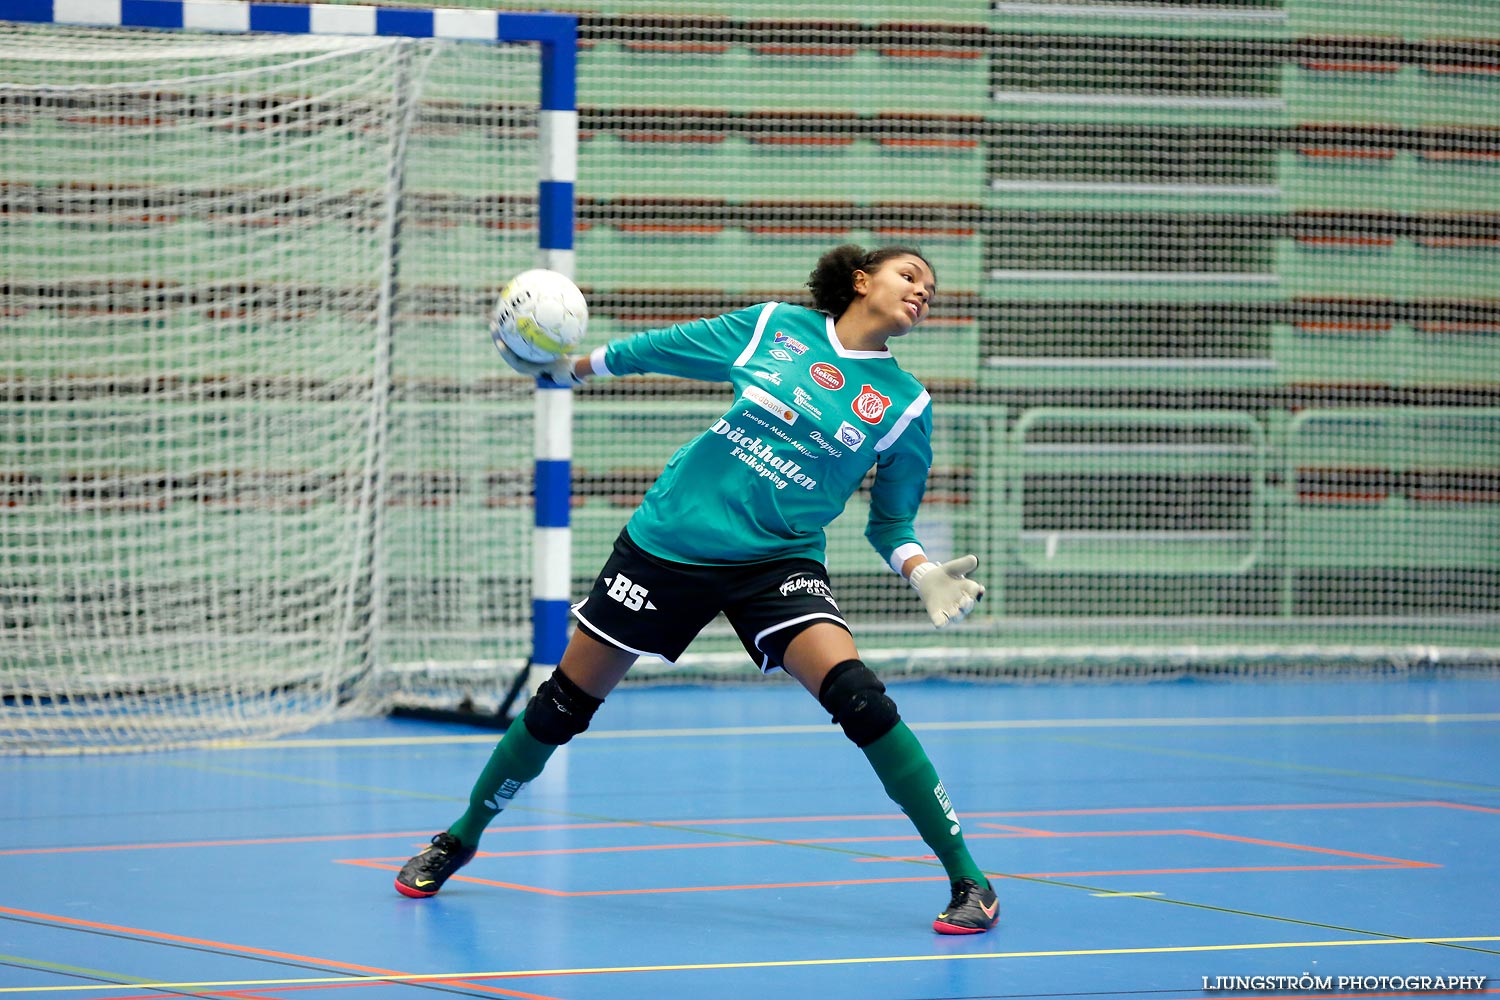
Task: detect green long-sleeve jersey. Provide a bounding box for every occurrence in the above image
[587,301,933,571]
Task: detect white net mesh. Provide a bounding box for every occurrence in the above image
[4,2,1499,748]
[0,23,538,750]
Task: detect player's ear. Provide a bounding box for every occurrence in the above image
[852,268,870,295]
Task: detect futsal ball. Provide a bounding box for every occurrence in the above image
[489,268,589,364]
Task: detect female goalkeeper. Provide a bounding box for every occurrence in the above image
[394,244,997,935]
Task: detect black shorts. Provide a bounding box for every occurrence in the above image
[571,528,850,672]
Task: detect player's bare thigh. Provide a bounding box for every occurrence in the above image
[780,621,861,697]
[558,629,639,699]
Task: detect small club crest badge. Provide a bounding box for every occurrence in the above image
[851,384,891,424]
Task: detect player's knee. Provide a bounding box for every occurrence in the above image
[817,659,900,748]
[523,668,604,746]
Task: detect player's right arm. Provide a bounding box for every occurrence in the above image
[587,304,771,383]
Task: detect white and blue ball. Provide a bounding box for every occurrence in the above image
[490,268,589,364]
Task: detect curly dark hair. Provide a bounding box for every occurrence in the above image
[805,243,934,318]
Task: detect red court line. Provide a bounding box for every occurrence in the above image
[111,983,417,1000]
[0,824,643,857]
[5,801,1490,858]
[0,831,447,857]
[1183,830,1439,868]
[0,905,561,1000]
[1022,865,1423,877]
[1427,801,1500,813]
[339,864,950,897]
[641,800,1499,825]
[338,820,1437,897]
[108,980,426,1000]
[959,800,1499,818]
[342,854,1423,895]
[341,830,1074,864]
[348,828,1433,870]
[976,827,1438,869]
[1222,994,1498,999]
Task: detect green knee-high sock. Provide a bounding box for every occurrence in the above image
[447,714,557,848]
[861,721,988,886]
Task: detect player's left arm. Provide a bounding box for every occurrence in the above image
[865,403,933,570]
[865,406,985,628]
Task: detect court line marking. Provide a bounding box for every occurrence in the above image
[3,935,1498,993]
[334,823,1437,896]
[1046,732,1500,795]
[470,805,1494,962]
[195,712,1500,750]
[0,955,155,989]
[5,805,1493,992]
[340,858,1425,897]
[5,800,1491,857]
[0,907,560,1000]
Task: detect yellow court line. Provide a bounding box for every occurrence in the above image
[205,712,1500,750]
[6,935,1499,993]
[0,955,154,987]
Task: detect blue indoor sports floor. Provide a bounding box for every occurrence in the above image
[3,672,1499,999]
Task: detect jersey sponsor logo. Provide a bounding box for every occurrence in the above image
[779,572,839,607]
[772,331,808,355]
[791,386,823,419]
[605,573,655,611]
[809,362,845,390]
[851,384,891,424]
[753,369,783,385]
[744,385,797,424]
[835,421,866,450]
[741,407,821,458]
[710,419,819,491]
[770,349,794,362]
[808,430,845,457]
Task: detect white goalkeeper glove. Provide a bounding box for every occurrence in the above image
[909,555,985,628]
[495,342,586,387]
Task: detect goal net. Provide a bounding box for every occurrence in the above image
[6,2,1499,751]
[1,18,540,750]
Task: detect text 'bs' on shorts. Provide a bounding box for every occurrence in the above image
[571,528,850,672]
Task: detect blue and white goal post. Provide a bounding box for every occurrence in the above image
[0,0,578,720]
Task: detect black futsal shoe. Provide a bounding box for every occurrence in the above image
[394,832,477,898]
[933,876,1000,934]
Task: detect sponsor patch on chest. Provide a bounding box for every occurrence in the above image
[809,362,844,390]
[835,421,866,451]
[744,385,797,423]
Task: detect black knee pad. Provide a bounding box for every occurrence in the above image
[523,668,604,746]
[817,659,900,748]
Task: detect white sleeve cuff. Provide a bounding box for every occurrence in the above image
[889,542,926,575]
[587,345,613,377]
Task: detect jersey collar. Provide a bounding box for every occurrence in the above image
[824,314,892,359]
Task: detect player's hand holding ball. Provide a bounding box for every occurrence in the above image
[909,555,985,628]
[490,268,589,387]
[493,339,583,387]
